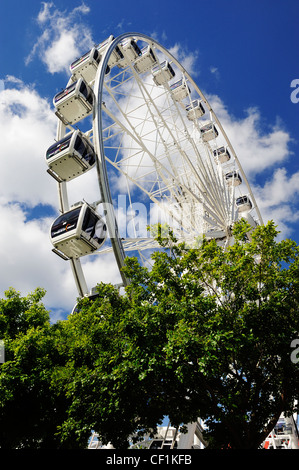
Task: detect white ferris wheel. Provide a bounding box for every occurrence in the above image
[46,32,263,299]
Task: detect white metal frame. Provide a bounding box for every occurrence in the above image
[50,31,263,296]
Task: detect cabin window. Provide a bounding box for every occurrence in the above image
[46,135,71,159]
[82,208,106,243]
[236,196,249,205]
[74,136,95,165]
[93,48,100,62]
[51,207,81,238]
[71,51,90,69]
[80,81,88,98]
[82,208,99,238]
[74,135,86,155]
[54,82,76,103]
[85,149,95,166]
[115,45,124,59]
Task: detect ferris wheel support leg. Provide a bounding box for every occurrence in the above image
[57,181,69,213]
[70,258,89,297]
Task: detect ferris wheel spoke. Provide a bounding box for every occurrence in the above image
[104,80,226,231]
[103,106,190,208]
[134,73,232,225]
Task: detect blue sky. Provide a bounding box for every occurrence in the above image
[0,0,298,320]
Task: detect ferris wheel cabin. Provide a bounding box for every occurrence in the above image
[50,203,107,260]
[45,130,96,182]
[152,61,175,85]
[170,79,191,101]
[185,99,205,120]
[200,122,219,142]
[213,146,231,163]
[225,171,242,186]
[53,78,93,125]
[70,48,101,83]
[134,46,157,73]
[118,38,141,67]
[71,288,102,315]
[236,195,252,212]
[96,35,124,68]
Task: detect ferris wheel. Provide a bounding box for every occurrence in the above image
[46,32,263,298]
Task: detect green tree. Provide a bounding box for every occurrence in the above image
[1,220,298,449]
[0,288,71,448]
[54,220,299,449]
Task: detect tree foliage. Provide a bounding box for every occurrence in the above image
[54,219,299,449]
[0,288,69,448]
[0,220,298,449]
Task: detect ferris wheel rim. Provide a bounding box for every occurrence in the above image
[131,33,263,226]
[92,32,263,243]
[52,32,263,296]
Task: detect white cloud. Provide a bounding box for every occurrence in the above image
[37,1,55,23]
[253,168,299,238]
[0,77,107,314]
[207,95,291,178]
[44,31,83,74]
[256,167,299,207]
[210,66,220,80]
[26,2,93,74]
[0,199,121,317]
[0,202,72,311]
[168,43,199,77]
[205,94,299,236]
[0,73,122,317]
[0,78,57,207]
